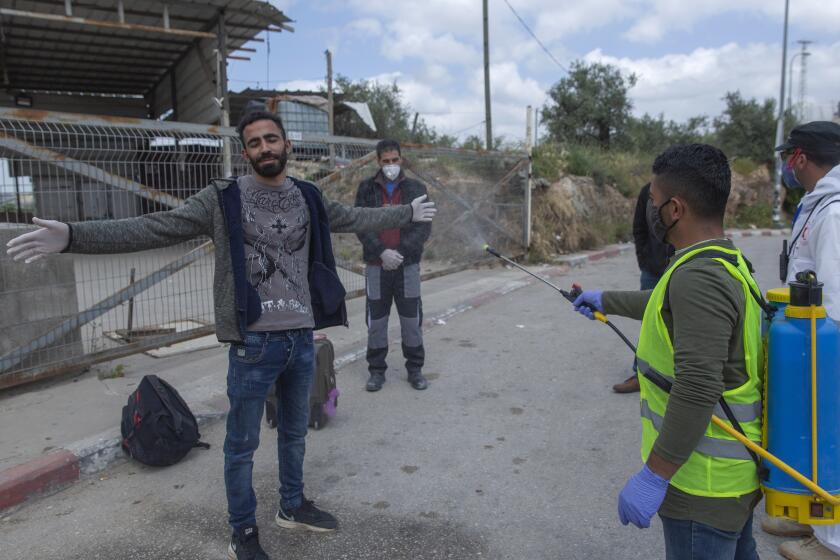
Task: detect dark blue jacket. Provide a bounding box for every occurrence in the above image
[220,177,348,334]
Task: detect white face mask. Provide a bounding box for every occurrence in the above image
[382,164,401,181]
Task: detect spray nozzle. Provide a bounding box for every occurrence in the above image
[484,245,501,258]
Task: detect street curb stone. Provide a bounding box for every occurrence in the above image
[0,230,775,512]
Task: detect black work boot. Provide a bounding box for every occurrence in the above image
[366,373,385,392]
[228,526,269,560]
[276,496,338,532]
[408,372,428,390]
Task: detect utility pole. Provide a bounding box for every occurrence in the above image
[325,49,335,166]
[524,105,533,248]
[797,40,812,121]
[482,0,493,150]
[787,51,805,117]
[772,0,790,227]
[411,112,419,141]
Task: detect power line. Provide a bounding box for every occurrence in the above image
[450,120,486,136]
[502,0,566,71]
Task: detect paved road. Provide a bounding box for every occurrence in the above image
[0,235,789,559]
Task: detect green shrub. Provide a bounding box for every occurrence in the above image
[563,145,598,177]
[531,143,564,181]
[731,158,759,176]
[731,203,774,228]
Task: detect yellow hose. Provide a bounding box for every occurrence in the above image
[710,415,840,505]
[811,305,819,485]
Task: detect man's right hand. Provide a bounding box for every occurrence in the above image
[573,290,604,320]
[5,218,70,263]
[380,249,404,271]
[410,195,436,223]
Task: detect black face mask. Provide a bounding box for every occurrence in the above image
[647,197,678,244]
[249,147,288,178]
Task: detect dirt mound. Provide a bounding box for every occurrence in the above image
[726,166,775,224]
[529,175,633,260]
[528,166,776,261]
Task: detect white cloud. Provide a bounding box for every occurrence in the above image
[624,0,840,43]
[256,1,840,144]
[345,18,383,37]
[585,41,840,121]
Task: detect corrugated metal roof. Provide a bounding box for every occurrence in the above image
[1,0,292,96]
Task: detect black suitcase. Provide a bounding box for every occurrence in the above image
[265,334,339,430]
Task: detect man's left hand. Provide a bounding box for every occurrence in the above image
[410,195,436,223]
[617,465,669,529]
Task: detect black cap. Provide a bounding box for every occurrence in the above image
[775,121,840,155]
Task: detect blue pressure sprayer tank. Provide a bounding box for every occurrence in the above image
[763,272,840,524]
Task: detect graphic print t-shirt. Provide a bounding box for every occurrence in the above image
[240,175,314,331]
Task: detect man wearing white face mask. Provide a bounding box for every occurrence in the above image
[764,121,840,560]
[355,139,431,392]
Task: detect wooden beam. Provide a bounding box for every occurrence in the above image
[6,23,192,47]
[0,7,216,39]
[5,48,171,70]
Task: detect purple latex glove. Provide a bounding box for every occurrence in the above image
[618,465,669,528]
[323,388,340,418]
[572,290,604,320]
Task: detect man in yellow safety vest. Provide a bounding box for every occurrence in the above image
[574,143,763,560]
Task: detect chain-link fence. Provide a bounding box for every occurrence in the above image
[0,108,528,389]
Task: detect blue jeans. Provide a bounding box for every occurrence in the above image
[224,329,314,531]
[640,269,661,290]
[661,513,760,560]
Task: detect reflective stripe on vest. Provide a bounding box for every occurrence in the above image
[640,400,753,461]
[636,243,763,498]
[636,358,762,424]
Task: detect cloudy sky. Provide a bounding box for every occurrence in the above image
[228,0,840,143]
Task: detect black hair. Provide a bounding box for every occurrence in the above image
[236,110,286,145]
[651,143,731,220]
[804,150,840,168]
[376,139,401,159]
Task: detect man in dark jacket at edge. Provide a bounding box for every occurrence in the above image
[355,139,432,392]
[5,111,437,560]
[614,183,674,394]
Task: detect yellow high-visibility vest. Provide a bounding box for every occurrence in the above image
[637,244,763,497]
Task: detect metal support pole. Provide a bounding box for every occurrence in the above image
[163,4,171,30]
[64,0,72,16]
[13,162,21,216]
[116,0,125,24]
[772,0,790,226]
[524,105,533,249]
[217,13,231,177]
[325,49,335,167]
[482,0,493,151]
[169,67,178,121]
[126,267,136,340]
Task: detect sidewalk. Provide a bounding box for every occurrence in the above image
[0,230,783,511]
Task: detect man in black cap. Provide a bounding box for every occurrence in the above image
[765,121,840,560]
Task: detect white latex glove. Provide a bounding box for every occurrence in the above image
[410,195,437,223]
[5,217,70,263]
[380,249,404,271]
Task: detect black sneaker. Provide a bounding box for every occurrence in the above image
[276,497,338,532]
[408,372,428,390]
[228,526,269,560]
[366,373,385,392]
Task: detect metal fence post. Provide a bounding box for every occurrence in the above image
[524,105,533,249]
